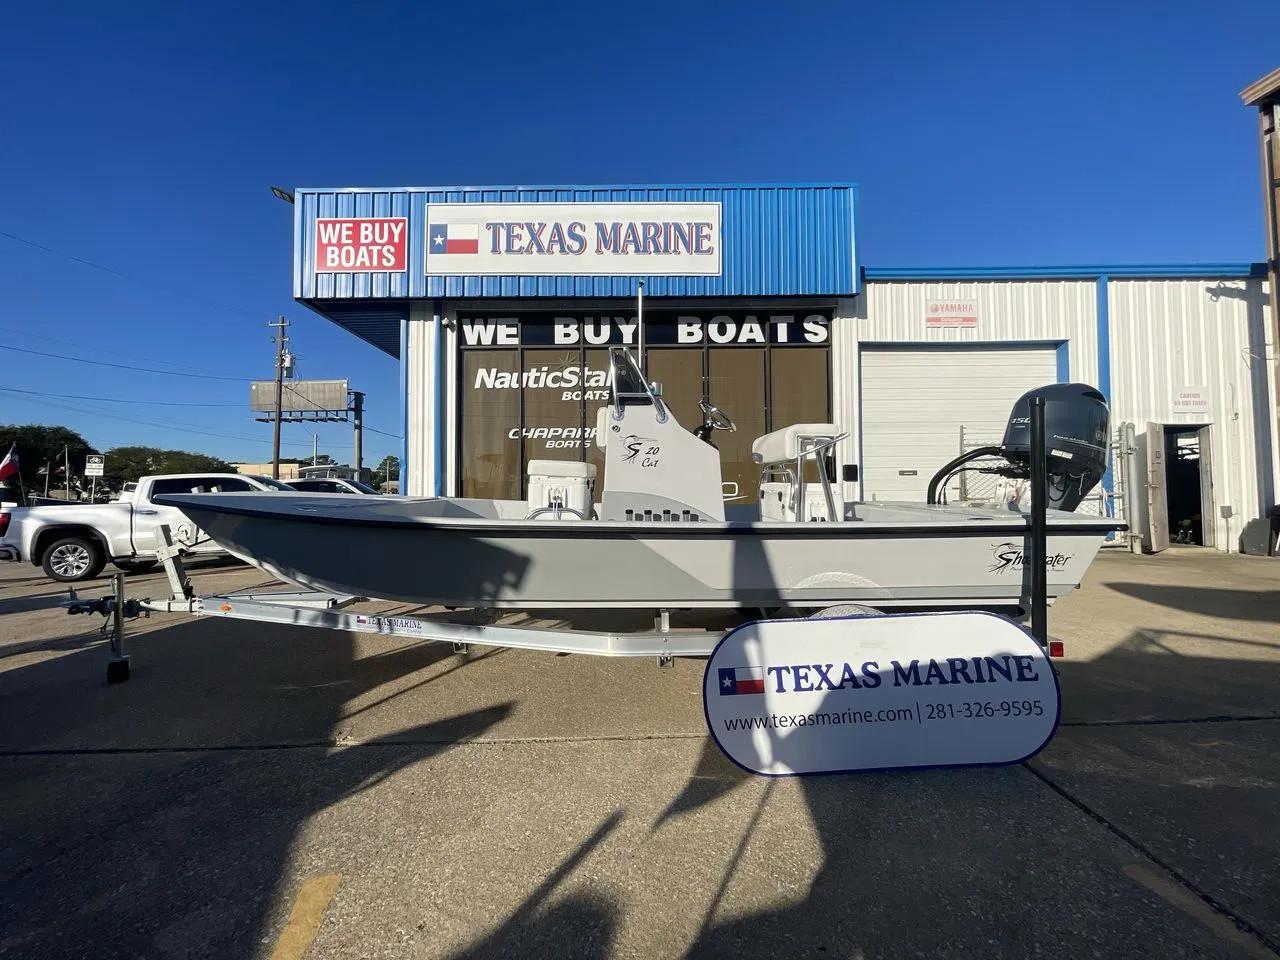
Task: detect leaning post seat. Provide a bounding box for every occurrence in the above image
[526,460,597,520]
[751,423,847,523]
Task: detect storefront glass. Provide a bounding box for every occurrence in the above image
[457,310,831,500]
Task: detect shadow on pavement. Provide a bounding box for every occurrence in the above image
[1106,581,1280,622]
[452,633,1280,959]
[446,812,624,960]
[0,615,514,959]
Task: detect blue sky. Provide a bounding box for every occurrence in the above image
[1,1,1275,465]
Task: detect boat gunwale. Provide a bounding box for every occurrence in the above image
[155,495,1125,539]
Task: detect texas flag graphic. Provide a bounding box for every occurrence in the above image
[718,666,765,695]
[429,222,479,255]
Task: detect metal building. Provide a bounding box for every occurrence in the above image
[291,182,1276,552]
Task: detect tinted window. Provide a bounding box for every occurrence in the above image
[150,477,254,496]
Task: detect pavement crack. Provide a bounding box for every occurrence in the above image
[1060,714,1280,728]
[1023,762,1280,958]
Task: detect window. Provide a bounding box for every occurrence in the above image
[457,311,831,500]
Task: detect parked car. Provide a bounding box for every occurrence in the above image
[0,473,286,582]
[284,477,379,495]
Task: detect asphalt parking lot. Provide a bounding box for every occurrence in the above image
[1,549,1278,959]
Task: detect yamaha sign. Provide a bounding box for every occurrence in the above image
[425,202,722,276]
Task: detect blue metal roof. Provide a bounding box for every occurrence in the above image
[295,182,859,303]
[863,262,1267,280]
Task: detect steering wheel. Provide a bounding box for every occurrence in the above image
[698,398,737,433]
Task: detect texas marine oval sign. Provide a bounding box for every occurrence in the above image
[703,611,1061,776]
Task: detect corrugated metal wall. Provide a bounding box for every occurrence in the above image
[405,302,437,497]
[296,183,858,305]
[1108,278,1276,538]
[858,279,1099,382]
[849,280,1100,502]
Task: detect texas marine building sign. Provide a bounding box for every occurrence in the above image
[426,202,722,276]
[313,202,723,277]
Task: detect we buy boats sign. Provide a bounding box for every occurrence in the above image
[315,217,407,272]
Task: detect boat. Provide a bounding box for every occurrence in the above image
[156,347,1121,614]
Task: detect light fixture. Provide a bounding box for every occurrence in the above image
[270,185,295,204]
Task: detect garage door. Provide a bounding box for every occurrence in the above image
[860,345,1058,501]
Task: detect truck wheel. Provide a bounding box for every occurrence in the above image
[42,537,106,582]
[114,559,158,574]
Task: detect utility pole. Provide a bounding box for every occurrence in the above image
[351,391,365,477]
[269,316,290,479]
[312,433,319,466]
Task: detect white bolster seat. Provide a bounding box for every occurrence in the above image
[751,423,843,464]
[526,459,597,479]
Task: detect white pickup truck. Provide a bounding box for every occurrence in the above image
[0,473,289,582]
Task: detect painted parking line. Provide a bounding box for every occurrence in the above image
[1122,864,1275,960]
[269,873,342,960]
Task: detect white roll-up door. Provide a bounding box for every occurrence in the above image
[860,345,1058,501]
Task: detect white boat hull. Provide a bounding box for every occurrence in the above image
[158,494,1118,612]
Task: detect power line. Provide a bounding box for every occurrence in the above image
[0,344,255,381]
[0,325,237,376]
[362,424,402,439]
[0,386,242,407]
[0,228,262,320]
[2,389,314,449]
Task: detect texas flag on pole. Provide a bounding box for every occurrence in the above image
[718,666,765,695]
[0,443,18,482]
[428,222,479,255]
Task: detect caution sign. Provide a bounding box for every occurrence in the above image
[704,612,1060,776]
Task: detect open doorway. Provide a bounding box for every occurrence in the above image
[1163,426,1214,547]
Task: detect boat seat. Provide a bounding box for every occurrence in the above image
[526,459,597,479]
[751,423,843,464]
[594,407,609,449]
[526,460,597,520]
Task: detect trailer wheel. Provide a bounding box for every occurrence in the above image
[42,537,106,583]
[809,603,881,619]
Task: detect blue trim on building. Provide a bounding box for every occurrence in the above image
[398,316,409,493]
[864,263,1267,280]
[297,180,861,193]
[296,183,859,305]
[1055,342,1069,383]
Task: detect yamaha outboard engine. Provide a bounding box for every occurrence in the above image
[926,383,1109,511]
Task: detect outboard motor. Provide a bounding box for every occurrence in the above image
[926,383,1109,511]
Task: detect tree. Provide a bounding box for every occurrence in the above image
[373,454,400,485]
[0,424,97,497]
[101,446,236,484]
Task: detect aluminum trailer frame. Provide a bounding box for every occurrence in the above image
[64,527,726,683]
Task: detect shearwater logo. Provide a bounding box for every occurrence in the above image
[989,542,1074,574]
[718,666,765,695]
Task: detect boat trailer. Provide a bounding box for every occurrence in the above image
[64,526,728,683]
[65,400,1060,685]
